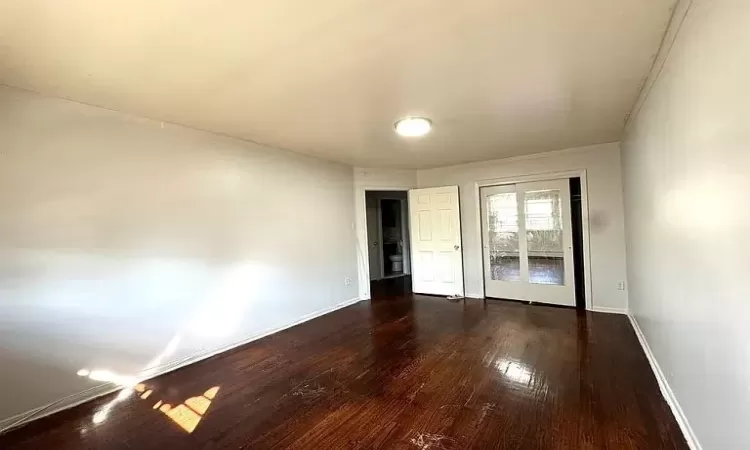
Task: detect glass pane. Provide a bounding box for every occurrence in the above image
[524,189,564,285]
[487,193,520,281]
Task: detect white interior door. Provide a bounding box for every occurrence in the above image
[408,186,464,296]
[481,179,575,306]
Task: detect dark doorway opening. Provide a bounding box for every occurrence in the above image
[365,191,411,282]
[569,177,586,310]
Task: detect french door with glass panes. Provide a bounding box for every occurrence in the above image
[480,179,575,306]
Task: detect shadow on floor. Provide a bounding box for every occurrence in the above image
[370,275,412,299]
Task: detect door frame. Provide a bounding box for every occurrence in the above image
[359,187,412,298]
[365,196,385,280]
[480,179,575,306]
[380,197,412,277]
[474,170,593,310]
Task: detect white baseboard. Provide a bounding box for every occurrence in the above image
[0,383,119,434]
[0,296,363,434]
[591,306,628,314]
[628,314,702,450]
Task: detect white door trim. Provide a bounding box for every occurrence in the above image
[473,169,593,310]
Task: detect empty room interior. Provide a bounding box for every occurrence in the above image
[0,0,747,449]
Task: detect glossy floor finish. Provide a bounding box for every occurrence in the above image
[0,283,687,449]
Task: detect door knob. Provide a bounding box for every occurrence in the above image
[454,245,460,250]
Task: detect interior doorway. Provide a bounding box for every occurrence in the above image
[480,178,579,307]
[365,191,411,281]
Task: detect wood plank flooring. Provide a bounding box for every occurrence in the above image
[0,281,687,449]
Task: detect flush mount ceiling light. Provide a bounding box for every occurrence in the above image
[394,117,432,137]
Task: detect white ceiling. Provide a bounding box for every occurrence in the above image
[0,0,676,169]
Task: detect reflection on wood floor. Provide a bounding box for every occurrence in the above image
[491,256,565,285]
[0,277,687,449]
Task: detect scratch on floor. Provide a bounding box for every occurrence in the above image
[410,432,456,450]
[479,402,496,422]
[463,387,476,407]
[397,355,428,379]
[282,368,334,400]
[292,384,327,398]
[407,382,425,403]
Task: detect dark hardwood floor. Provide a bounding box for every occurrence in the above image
[0,279,687,449]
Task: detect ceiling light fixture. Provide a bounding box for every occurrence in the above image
[394,117,432,137]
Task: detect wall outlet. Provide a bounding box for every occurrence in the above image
[344,277,351,286]
[617,281,626,291]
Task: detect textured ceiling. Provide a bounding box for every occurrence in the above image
[0,0,676,168]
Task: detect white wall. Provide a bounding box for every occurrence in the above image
[0,86,358,425]
[621,0,750,448]
[353,168,417,298]
[417,143,628,311]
